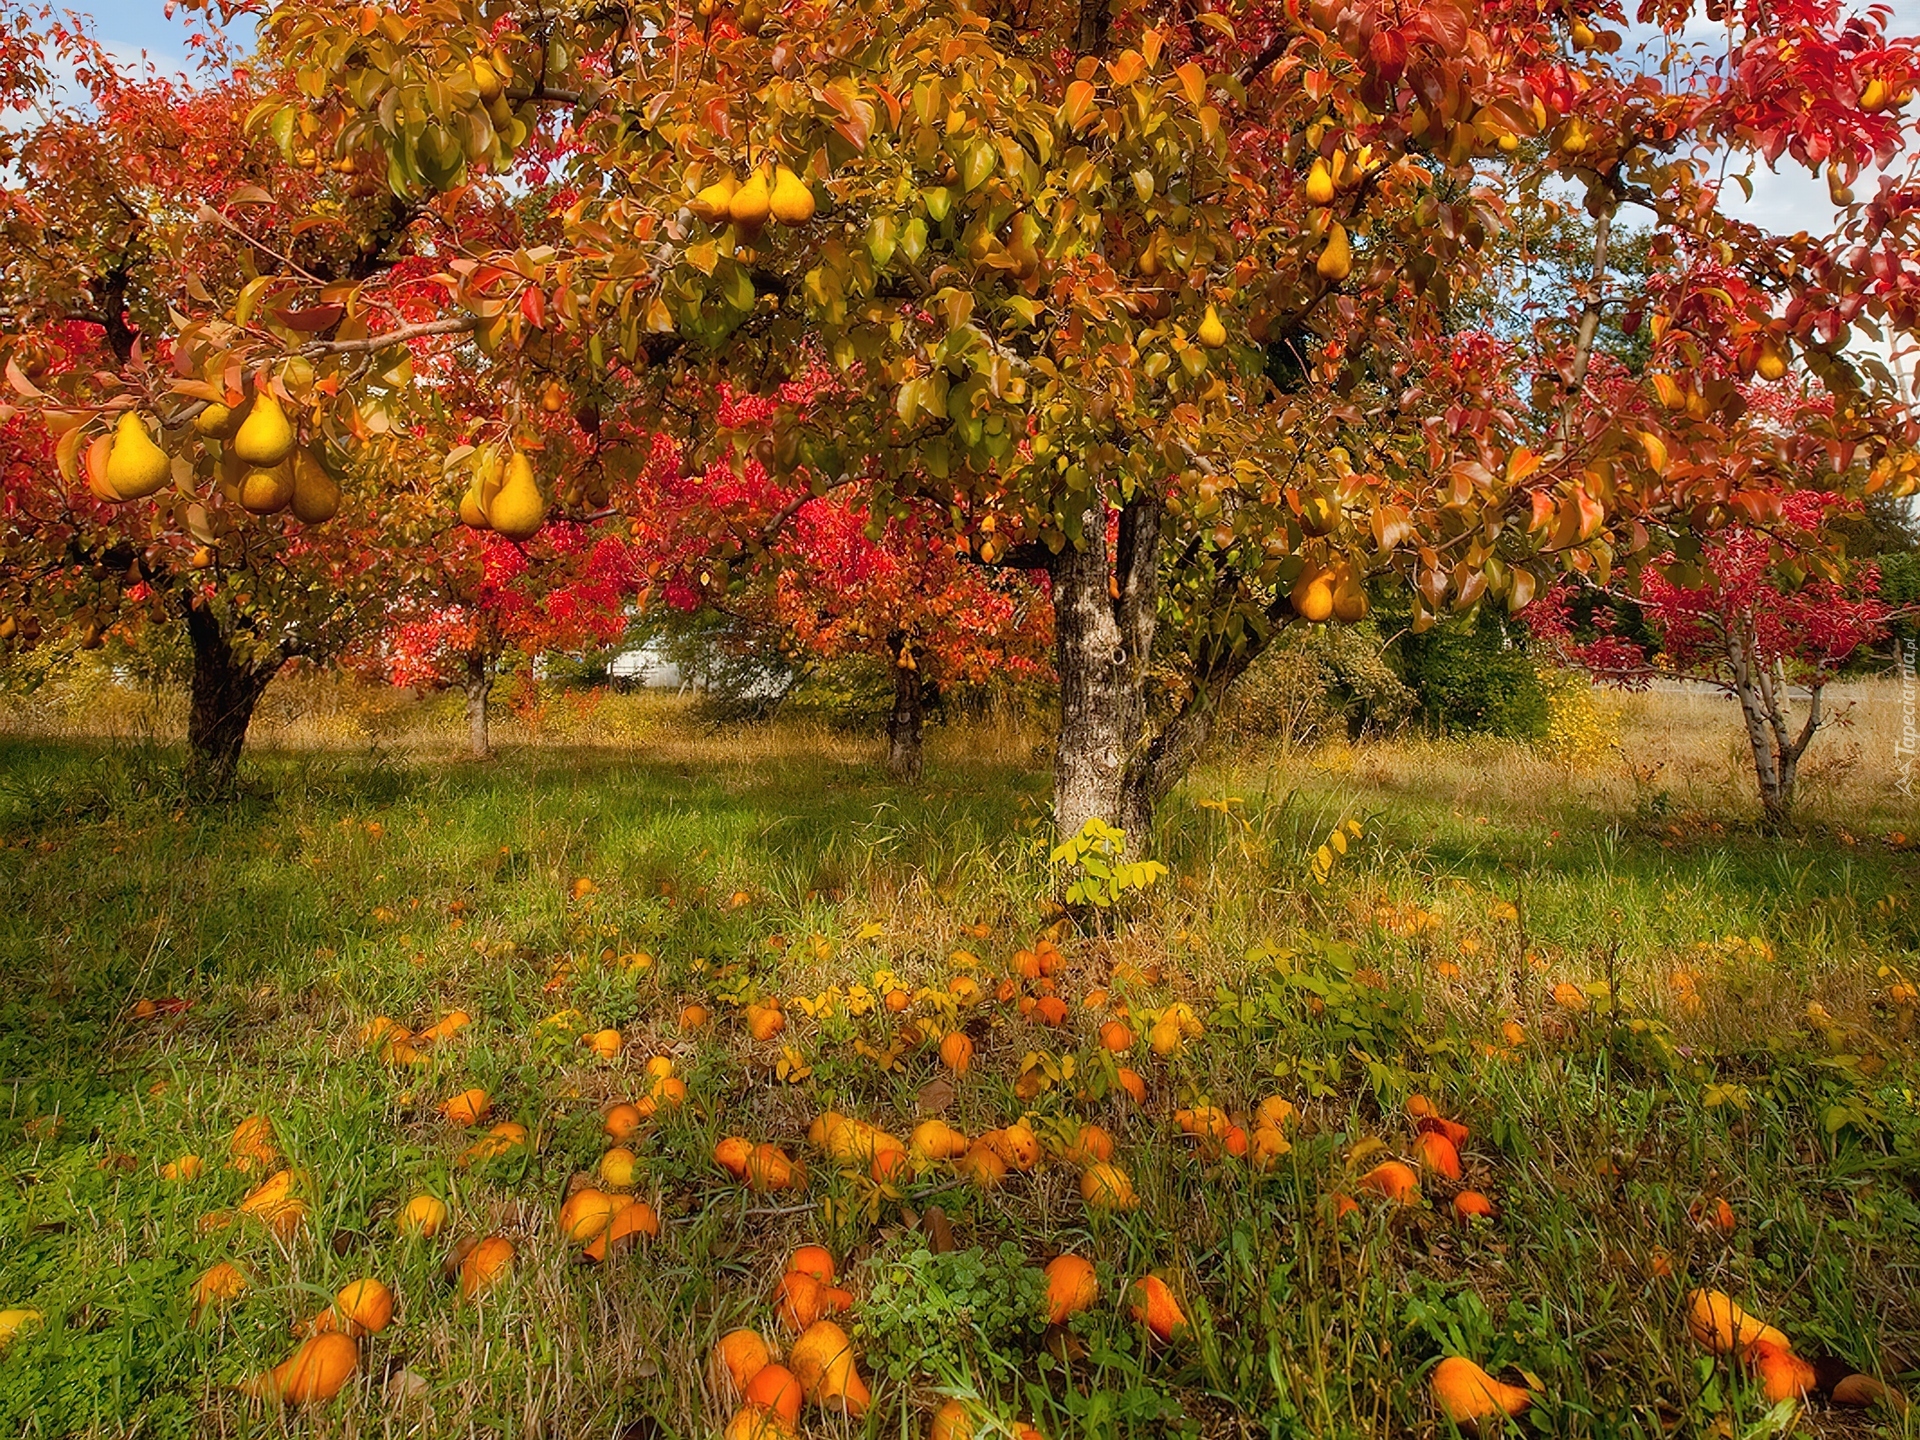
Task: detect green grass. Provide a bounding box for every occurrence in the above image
[0,712,1916,1439]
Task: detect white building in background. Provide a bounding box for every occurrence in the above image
[607,643,685,689]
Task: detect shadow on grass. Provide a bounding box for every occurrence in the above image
[0,736,1050,1089]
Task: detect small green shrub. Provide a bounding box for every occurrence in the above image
[854,1241,1048,1385]
[1394,612,1549,739]
[1218,621,1415,748]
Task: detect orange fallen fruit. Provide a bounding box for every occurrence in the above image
[1747,1339,1814,1403]
[743,1362,803,1425]
[557,1188,622,1243]
[1686,1289,1788,1355]
[1130,1275,1186,1341]
[1416,1130,1463,1180]
[459,1235,515,1299]
[315,1278,394,1337]
[787,1319,868,1415]
[397,1194,449,1236]
[192,1261,248,1310]
[931,1398,974,1440]
[1358,1160,1420,1206]
[910,1119,969,1160]
[582,1199,659,1261]
[746,1143,804,1192]
[1080,1161,1139,1212]
[938,1031,974,1074]
[1452,1190,1497,1220]
[1045,1253,1098,1324]
[239,1331,358,1404]
[442,1087,491,1126]
[1430,1355,1531,1426]
[708,1328,772,1401]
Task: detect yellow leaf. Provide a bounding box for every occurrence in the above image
[1061,79,1098,132]
[1175,61,1207,107]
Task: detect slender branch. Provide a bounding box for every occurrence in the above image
[758,473,859,546]
[1558,190,1615,435]
[1786,680,1825,765]
[197,203,327,286]
[1238,34,1289,88]
[511,84,589,106]
[298,316,478,356]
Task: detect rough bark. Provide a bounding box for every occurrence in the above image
[1051,494,1165,843]
[885,633,925,782]
[462,649,496,759]
[183,599,284,798]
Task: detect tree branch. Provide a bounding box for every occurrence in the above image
[1785,679,1825,765]
[297,315,478,356]
[1238,34,1289,88]
[1558,187,1615,437]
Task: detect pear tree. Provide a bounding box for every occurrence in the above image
[19,0,1920,832]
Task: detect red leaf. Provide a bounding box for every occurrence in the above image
[270,304,346,333]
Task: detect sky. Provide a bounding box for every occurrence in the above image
[55,0,209,69]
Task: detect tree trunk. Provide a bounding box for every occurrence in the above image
[462,649,496,759]
[183,599,284,798]
[885,633,924,782]
[1122,638,1268,836]
[1725,615,1823,828]
[1051,494,1164,843]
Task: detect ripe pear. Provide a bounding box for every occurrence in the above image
[233,388,296,467]
[289,449,340,524]
[729,167,772,231]
[476,448,507,511]
[1859,77,1890,113]
[193,401,241,440]
[1197,304,1227,349]
[1291,569,1335,622]
[239,463,295,516]
[1331,568,1368,622]
[471,54,503,102]
[1756,338,1789,382]
[1316,224,1352,283]
[105,412,173,500]
[692,171,738,221]
[486,451,547,540]
[1304,157,1335,205]
[459,475,491,529]
[769,165,816,226]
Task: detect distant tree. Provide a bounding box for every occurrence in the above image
[365,522,637,757]
[1535,491,1895,825]
[629,397,1051,779]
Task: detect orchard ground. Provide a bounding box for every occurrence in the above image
[0,679,1917,1438]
